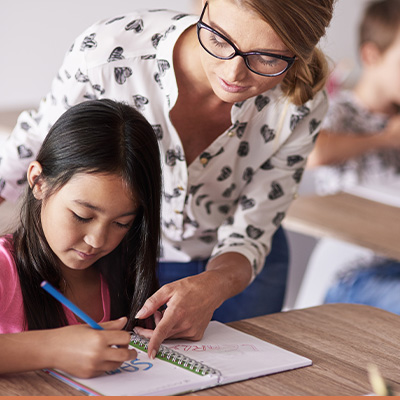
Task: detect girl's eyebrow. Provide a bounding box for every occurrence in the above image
[73,199,138,216]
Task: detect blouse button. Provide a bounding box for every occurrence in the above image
[228,131,235,137]
[174,209,183,214]
[200,158,208,165]
[177,186,184,191]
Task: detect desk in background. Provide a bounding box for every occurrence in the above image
[1,303,400,396]
[283,192,400,261]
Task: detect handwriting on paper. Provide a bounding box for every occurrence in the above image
[166,344,259,353]
[106,358,153,375]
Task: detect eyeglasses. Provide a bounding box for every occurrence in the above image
[197,2,296,77]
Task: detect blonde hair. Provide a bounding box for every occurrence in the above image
[243,0,335,105]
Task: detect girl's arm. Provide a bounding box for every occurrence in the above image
[308,115,400,167]
[0,318,136,378]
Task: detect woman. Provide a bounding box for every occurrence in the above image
[0,0,335,356]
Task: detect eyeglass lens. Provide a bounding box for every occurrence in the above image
[198,26,290,76]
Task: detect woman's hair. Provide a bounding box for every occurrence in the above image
[359,0,400,53]
[241,0,336,105]
[10,99,162,331]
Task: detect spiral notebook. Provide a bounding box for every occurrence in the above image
[46,321,312,396]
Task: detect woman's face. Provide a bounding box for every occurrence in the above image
[33,169,138,271]
[198,0,294,104]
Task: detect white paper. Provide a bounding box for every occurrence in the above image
[55,321,311,395]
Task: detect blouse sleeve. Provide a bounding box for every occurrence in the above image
[211,91,328,280]
[0,28,98,202]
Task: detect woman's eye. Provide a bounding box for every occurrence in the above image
[72,212,91,223]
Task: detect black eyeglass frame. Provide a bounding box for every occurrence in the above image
[196,1,297,77]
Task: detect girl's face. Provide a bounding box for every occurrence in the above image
[32,168,138,270]
[198,0,294,104]
[375,31,400,107]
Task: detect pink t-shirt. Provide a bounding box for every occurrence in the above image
[0,236,111,333]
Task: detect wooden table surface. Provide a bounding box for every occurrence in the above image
[1,303,400,396]
[283,192,400,260]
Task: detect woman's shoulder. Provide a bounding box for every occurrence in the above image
[74,9,198,65]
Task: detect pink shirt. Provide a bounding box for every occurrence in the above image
[0,236,111,333]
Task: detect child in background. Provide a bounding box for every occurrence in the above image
[307,0,400,313]
[0,99,162,377]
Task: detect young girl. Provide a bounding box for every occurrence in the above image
[0,99,162,378]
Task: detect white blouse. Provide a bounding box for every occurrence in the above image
[0,8,328,280]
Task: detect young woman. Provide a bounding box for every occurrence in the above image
[0,99,162,377]
[0,0,336,357]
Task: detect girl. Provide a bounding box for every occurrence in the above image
[0,99,162,377]
[0,0,335,357]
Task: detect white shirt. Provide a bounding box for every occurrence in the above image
[0,8,328,280]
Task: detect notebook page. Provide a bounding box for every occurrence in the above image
[58,349,219,396]
[163,321,312,384]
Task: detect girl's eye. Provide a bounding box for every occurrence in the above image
[115,221,132,230]
[72,212,91,223]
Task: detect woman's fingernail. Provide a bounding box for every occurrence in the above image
[135,308,145,319]
[150,349,157,359]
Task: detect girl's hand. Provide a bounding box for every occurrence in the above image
[382,115,400,149]
[49,317,136,378]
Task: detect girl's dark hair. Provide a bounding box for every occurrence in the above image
[359,0,400,53]
[10,99,162,331]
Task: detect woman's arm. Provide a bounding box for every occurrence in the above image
[0,318,136,378]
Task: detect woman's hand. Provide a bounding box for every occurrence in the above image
[134,272,221,358]
[134,253,252,358]
[49,317,136,378]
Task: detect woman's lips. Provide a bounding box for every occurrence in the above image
[218,77,249,93]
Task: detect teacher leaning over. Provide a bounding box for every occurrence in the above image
[0,0,335,357]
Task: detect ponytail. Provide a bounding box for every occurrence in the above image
[282,47,330,105]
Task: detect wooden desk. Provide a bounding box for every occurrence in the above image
[1,303,400,396]
[283,192,400,260]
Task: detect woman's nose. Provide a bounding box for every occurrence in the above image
[223,55,248,82]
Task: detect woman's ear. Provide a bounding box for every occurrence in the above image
[27,161,45,199]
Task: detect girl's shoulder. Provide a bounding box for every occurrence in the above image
[0,235,17,277]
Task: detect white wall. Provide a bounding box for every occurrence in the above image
[1,0,369,112]
[0,0,198,111]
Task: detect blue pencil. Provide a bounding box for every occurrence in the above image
[41,280,103,330]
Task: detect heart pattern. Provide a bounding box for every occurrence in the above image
[114,67,132,84]
[255,95,270,111]
[268,181,284,200]
[108,47,125,62]
[17,145,33,159]
[125,19,144,33]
